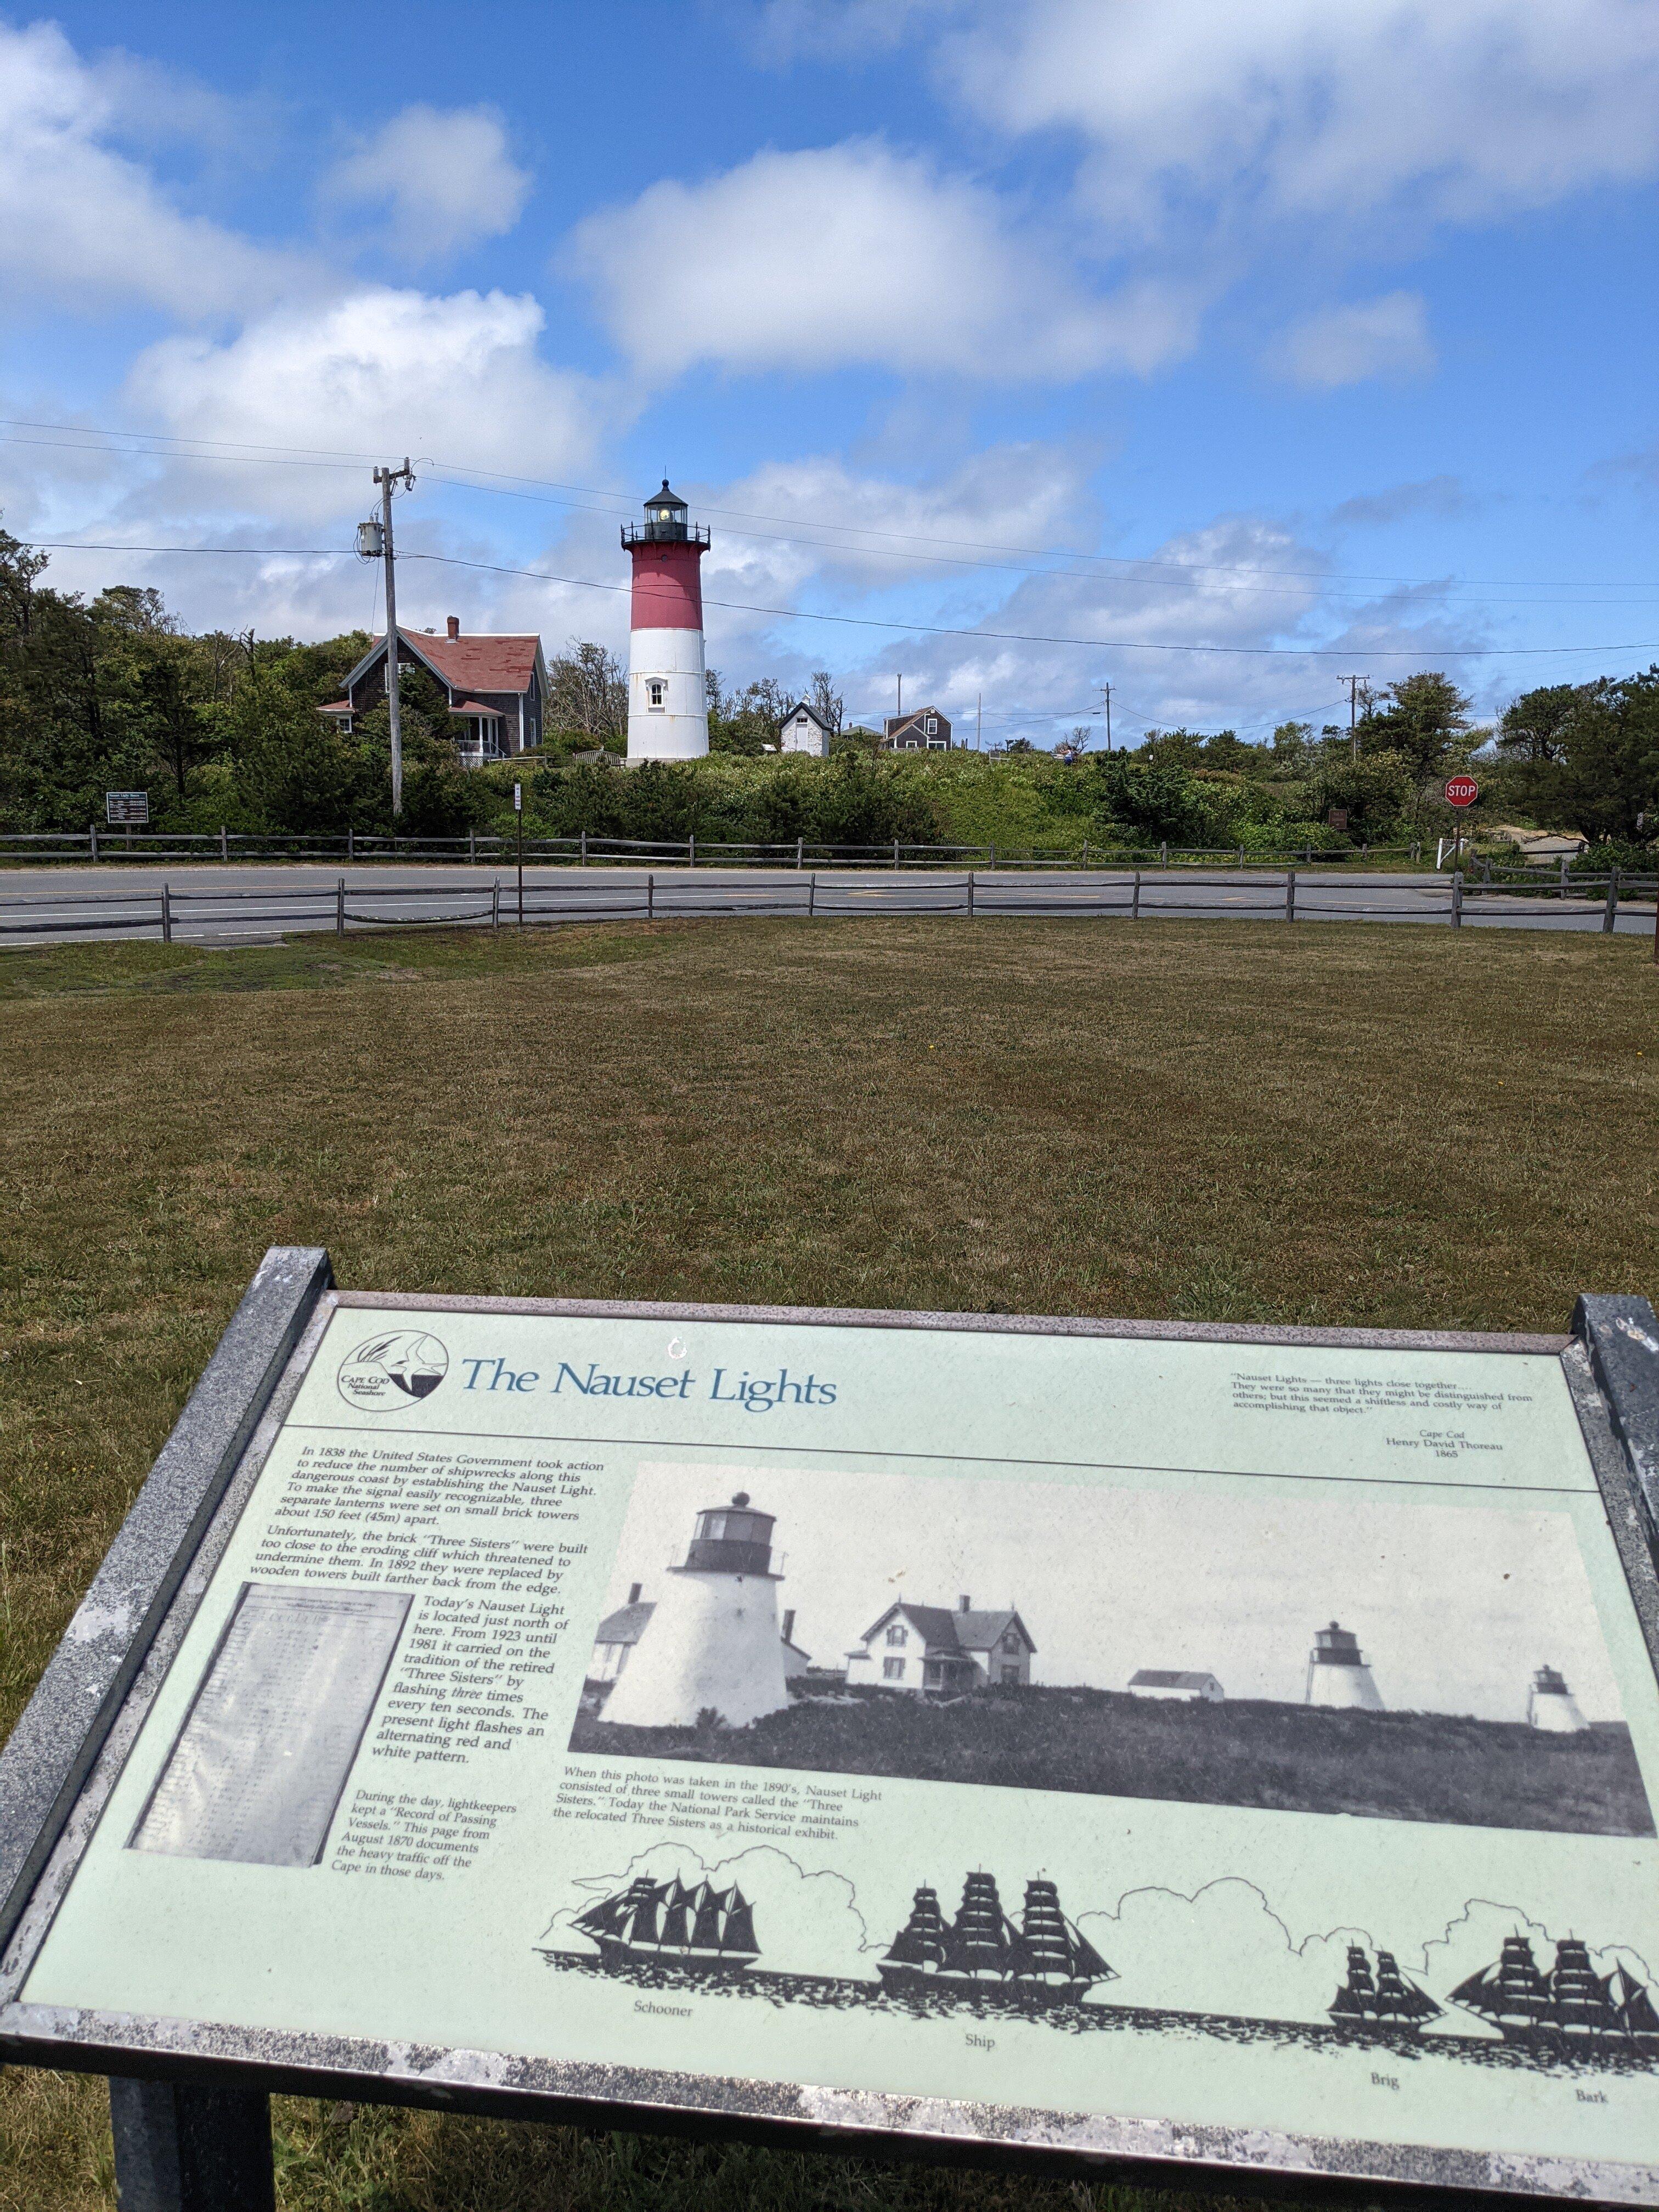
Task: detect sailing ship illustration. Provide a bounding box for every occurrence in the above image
[1328,1944,1441,2036]
[569,1873,760,1977]
[879,1872,1113,2006]
[1451,1933,1659,2051]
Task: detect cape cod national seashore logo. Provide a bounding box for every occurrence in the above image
[337,1331,449,1410]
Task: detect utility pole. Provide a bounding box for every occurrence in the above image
[1101,680,1113,753]
[977,691,982,751]
[1339,674,1365,763]
[362,460,415,815]
[895,672,902,731]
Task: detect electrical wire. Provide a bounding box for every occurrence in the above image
[20,538,1658,661]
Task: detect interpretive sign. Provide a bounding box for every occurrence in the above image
[4,1255,1659,2209]
[104,790,149,825]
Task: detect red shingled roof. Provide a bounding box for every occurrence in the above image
[383,627,540,696]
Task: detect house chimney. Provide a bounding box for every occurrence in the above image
[958,1594,970,1613]
[781,1609,796,1645]
[447,615,460,640]
[628,1582,642,1605]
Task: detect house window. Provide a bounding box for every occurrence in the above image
[924,715,938,736]
[885,1625,906,1647]
[1001,1665,1020,1685]
[883,1657,905,1680]
[1002,1632,1022,1654]
[647,679,666,710]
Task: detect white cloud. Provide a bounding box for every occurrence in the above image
[122,286,606,526]
[0,20,300,318]
[1272,292,1436,389]
[326,105,531,262]
[566,140,1199,381]
[940,0,1659,241]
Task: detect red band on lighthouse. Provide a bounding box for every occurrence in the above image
[630,542,705,631]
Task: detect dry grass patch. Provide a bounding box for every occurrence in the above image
[1,913,1655,2210]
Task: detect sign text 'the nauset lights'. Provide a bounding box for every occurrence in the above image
[459,1356,837,1414]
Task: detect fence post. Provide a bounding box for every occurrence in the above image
[796,837,804,870]
[893,840,900,870]
[689,834,696,869]
[492,881,500,933]
[1238,845,1245,868]
[1160,841,1169,868]
[809,871,817,918]
[580,829,587,868]
[989,844,996,871]
[1285,868,1296,924]
[1132,869,1142,921]
[160,883,172,944]
[647,872,654,920]
[967,870,975,919]
[336,879,345,938]
[219,825,228,862]
[1560,854,1569,894]
[1451,871,1463,929]
[89,822,99,863]
[1604,867,1620,934]
[347,826,354,862]
[469,830,476,865]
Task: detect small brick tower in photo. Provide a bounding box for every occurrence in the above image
[602,1493,790,1729]
[624,478,710,761]
[1304,1620,1385,1711]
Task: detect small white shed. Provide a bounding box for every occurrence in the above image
[1128,1668,1224,1702]
[780,700,834,757]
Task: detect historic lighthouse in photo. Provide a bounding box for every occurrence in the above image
[602,1492,790,1729]
[1304,1620,1385,1711]
[624,478,710,761]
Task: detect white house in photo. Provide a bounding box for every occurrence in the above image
[845,1596,1035,1695]
[589,1582,810,1684]
[1527,1664,1589,1733]
[1128,1669,1224,1703]
[780,699,834,757]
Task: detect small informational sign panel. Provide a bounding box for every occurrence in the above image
[104,791,148,825]
[1327,805,1348,831]
[1445,775,1480,809]
[5,1275,1659,2204]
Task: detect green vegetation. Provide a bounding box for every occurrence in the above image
[6,524,1655,861]
[2,911,1657,2208]
[574,1690,1653,1836]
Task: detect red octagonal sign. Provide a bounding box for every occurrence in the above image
[1444,774,1480,808]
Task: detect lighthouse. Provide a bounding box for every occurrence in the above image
[602,1492,790,1729]
[1527,1664,1589,1733]
[1304,1621,1385,1711]
[624,479,710,761]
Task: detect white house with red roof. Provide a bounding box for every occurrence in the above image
[845,1595,1035,1695]
[321,616,547,761]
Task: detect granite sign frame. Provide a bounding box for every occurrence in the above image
[3,1250,1659,2210]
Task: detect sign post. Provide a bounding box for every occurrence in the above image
[514,781,523,929]
[106,791,148,851]
[1443,775,1479,861]
[4,1260,1659,2207]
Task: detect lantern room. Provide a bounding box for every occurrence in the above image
[682,1492,777,1576]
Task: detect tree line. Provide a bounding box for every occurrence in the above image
[1,524,1653,853]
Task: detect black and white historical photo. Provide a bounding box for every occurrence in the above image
[569,1464,1652,1835]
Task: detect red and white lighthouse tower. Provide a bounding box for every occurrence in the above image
[624,479,710,761]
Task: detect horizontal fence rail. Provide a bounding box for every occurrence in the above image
[2,868,1655,949]
[0,828,1435,871]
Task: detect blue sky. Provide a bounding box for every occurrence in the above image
[2,0,1657,746]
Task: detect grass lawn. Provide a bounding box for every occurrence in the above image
[1,913,1656,2211]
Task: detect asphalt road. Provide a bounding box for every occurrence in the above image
[2,864,1654,947]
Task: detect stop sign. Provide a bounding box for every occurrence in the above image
[1444,774,1479,808]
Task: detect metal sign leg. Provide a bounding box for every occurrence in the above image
[110,2077,275,2212]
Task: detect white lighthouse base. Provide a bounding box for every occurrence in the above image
[601,1568,788,1729]
[1308,1666,1385,1712]
[627,627,708,760]
[1530,1689,1589,1733]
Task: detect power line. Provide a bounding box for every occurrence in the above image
[19,537,1659,661]
[5,414,1658,599]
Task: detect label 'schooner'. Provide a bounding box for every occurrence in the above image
[128,1582,410,1867]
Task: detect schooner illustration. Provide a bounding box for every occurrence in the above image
[569,1874,761,1978]
[1328,1944,1441,2037]
[878,1873,1113,2007]
[1451,1933,1659,2051]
